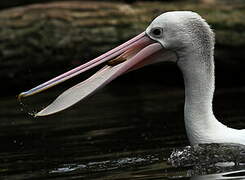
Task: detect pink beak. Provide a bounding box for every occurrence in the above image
[18,32,167,116]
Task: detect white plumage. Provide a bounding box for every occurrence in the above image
[147,11,245,145]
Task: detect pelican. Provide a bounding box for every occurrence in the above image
[19,11,245,145]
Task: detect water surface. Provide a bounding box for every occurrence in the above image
[1,82,245,179]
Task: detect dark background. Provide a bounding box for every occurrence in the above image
[0,0,244,95]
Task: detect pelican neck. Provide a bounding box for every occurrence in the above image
[177,49,220,144]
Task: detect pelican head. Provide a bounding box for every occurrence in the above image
[19,11,245,145]
[146,11,215,65]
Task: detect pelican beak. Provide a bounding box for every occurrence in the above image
[18,32,176,116]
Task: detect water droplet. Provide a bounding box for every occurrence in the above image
[17,96,39,118]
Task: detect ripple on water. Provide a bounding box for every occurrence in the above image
[168,143,245,175]
[50,155,160,174]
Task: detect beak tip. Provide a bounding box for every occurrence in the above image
[35,110,45,117]
[18,92,27,101]
[34,113,40,117]
[35,107,53,117]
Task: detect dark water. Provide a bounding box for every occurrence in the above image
[1,82,245,179]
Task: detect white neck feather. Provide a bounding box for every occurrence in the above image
[179,51,217,143]
[178,50,245,145]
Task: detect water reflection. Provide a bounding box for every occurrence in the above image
[50,155,160,174]
[0,83,245,179]
[192,170,245,180]
[169,143,245,167]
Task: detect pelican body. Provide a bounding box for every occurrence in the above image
[19,11,245,145]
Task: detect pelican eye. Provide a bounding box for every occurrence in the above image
[151,27,163,38]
